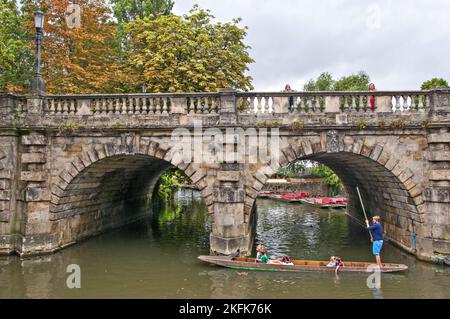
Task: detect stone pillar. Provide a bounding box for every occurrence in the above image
[218,89,238,125]
[209,165,252,256]
[0,95,21,255]
[19,133,56,255]
[324,96,340,113]
[421,129,450,261]
[272,96,289,114]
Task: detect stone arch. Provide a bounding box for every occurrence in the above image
[49,136,213,248]
[245,133,425,253]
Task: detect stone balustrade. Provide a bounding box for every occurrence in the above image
[237,90,437,114]
[43,93,221,115]
[36,90,449,117]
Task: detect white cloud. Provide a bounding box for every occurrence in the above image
[173,0,450,91]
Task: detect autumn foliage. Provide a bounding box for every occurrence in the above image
[2,1,254,94]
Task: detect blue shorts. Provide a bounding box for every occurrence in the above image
[372,240,383,255]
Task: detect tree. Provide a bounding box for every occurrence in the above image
[123,6,254,92]
[303,72,334,91]
[335,71,370,91]
[0,0,33,92]
[110,0,173,23]
[21,0,129,94]
[311,164,343,196]
[304,71,370,92]
[421,77,449,90]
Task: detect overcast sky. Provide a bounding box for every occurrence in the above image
[173,0,450,91]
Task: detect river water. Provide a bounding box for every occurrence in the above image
[1,192,449,299]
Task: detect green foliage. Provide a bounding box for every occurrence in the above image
[123,6,254,92]
[304,71,370,92]
[290,120,305,131]
[355,119,367,129]
[335,71,370,91]
[158,168,191,200]
[111,0,174,23]
[420,78,449,90]
[0,0,33,92]
[303,72,334,91]
[311,164,343,196]
[274,160,308,178]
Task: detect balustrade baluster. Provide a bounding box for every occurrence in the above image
[393,96,399,112]
[50,99,55,113]
[411,95,417,111]
[343,96,349,112]
[56,100,62,114]
[101,98,106,114]
[120,97,126,114]
[155,98,161,113]
[403,95,409,111]
[299,97,305,113]
[70,99,75,114]
[162,98,168,114]
[255,97,261,114]
[356,95,362,112]
[134,97,139,114]
[127,98,132,114]
[141,97,147,114]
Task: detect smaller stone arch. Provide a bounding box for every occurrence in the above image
[244,133,425,252]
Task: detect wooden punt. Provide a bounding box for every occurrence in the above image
[198,256,408,273]
[299,198,332,208]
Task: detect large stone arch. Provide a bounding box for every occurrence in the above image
[48,135,214,249]
[244,131,427,256]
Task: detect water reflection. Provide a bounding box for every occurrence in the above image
[0,191,449,298]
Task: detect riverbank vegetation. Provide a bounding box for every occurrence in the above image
[275,160,344,196]
[157,168,190,200]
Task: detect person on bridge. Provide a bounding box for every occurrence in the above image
[369,83,376,112]
[284,84,295,110]
[366,215,383,268]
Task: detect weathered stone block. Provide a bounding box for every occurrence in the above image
[428,133,450,143]
[217,170,241,182]
[20,171,48,182]
[429,170,450,181]
[0,180,9,190]
[0,170,12,179]
[21,153,46,164]
[398,168,414,183]
[25,187,50,201]
[0,211,10,222]
[21,135,47,145]
[301,140,313,156]
[190,169,205,184]
[429,152,450,161]
[352,139,363,154]
[369,144,383,161]
[424,187,450,203]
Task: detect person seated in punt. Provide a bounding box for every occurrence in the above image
[255,245,283,264]
[326,256,344,273]
[326,256,338,267]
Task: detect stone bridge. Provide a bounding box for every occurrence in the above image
[0,89,449,262]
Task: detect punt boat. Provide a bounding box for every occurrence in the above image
[198,256,408,273]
